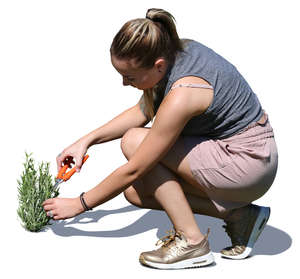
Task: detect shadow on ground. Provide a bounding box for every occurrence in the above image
[45,205,292,256]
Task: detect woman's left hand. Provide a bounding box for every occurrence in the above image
[43,197,84,220]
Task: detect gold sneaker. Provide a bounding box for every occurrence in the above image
[221,204,270,260]
[139,228,215,269]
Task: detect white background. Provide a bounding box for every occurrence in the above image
[1,0,299,277]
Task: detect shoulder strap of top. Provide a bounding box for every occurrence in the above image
[170,83,213,90]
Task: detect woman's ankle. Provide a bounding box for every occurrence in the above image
[177,228,205,245]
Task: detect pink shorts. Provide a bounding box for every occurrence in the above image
[183,114,278,212]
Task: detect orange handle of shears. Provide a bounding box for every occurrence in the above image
[57,154,89,181]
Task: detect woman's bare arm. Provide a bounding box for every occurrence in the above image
[83,100,149,147]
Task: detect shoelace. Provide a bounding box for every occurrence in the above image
[155,229,182,247]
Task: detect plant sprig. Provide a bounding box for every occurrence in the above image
[17,152,59,232]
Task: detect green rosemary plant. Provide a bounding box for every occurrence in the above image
[17,152,59,232]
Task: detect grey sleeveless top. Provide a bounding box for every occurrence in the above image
[139,39,263,139]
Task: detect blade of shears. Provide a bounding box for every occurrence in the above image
[53,178,63,190]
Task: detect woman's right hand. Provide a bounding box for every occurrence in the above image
[56,138,89,173]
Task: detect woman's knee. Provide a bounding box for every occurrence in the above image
[120,127,149,159]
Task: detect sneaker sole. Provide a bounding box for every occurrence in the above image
[139,251,215,269]
[221,206,270,260]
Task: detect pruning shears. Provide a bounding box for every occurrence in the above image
[53,154,89,190]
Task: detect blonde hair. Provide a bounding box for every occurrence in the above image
[110,8,183,121]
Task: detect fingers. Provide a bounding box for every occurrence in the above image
[56,139,88,173]
[43,199,55,214]
[42,198,54,206]
[43,199,61,220]
[56,153,65,172]
[53,214,61,220]
[46,209,56,217]
[56,152,83,173]
[75,156,82,172]
[43,203,54,211]
[46,209,61,220]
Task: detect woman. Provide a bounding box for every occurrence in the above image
[43,8,278,269]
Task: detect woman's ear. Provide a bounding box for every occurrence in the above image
[154,58,167,73]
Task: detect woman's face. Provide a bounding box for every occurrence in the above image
[111,55,168,90]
